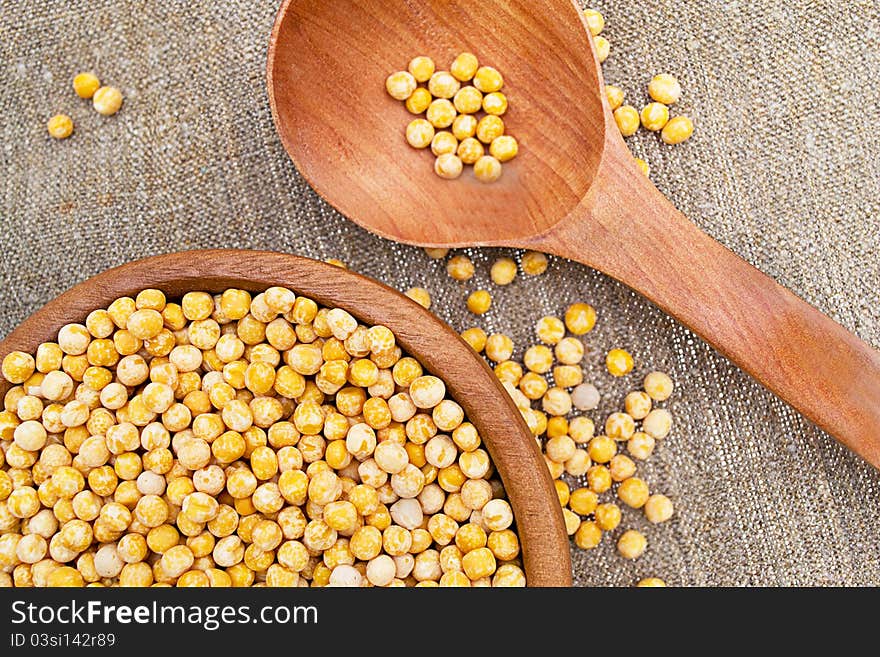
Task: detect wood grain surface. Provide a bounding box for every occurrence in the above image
[0,250,572,587]
[267,0,880,468]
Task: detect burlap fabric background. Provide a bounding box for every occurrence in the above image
[1,0,878,586]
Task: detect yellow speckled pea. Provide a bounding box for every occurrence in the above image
[484,333,513,364]
[13,419,45,451]
[162,303,186,330]
[452,114,477,141]
[634,158,650,176]
[386,71,417,100]
[57,324,91,356]
[241,361,273,396]
[408,56,435,82]
[563,302,595,335]
[644,494,674,523]
[450,52,479,82]
[146,524,179,554]
[595,502,621,531]
[618,477,650,509]
[568,487,597,516]
[431,131,458,157]
[466,290,492,315]
[605,412,636,441]
[627,432,656,461]
[475,115,504,144]
[47,114,74,139]
[134,494,169,528]
[428,71,460,99]
[517,372,546,401]
[493,563,525,587]
[93,86,123,116]
[473,66,503,93]
[661,116,694,145]
[574,520,602,550]
[461,546,495,579]
[180,292,213,321]
[35,343,63,374]
[617,529,647,559]
[160,545,195,578]
[606,348,634,377]
[482,92,507,116]
[587,464,612,494]
[640,102,670,131]
[8,487,40,518]
[546,435,576,464]
[605,84,624,111]
[347,525,381,561]
[609,454,636,482]
[534,316,564,345]
[127,310,164,340]
[135,289,165,311]
[594,36,610,63]
[494,360,522,386]
[426,98,456,129]
[637,577,667,587]
[474,155,502,183]
[460,327,487,353]
[446,255,475,281]
[643,408,673,439]
[404,287,432,309]
[488,257,516,286]
[614,105,640,137]
[434,153,463,180]
[648,73,682,105]
[588,435,616,464]
[453,86,483,114]
[523,345,553,374]
[565,449,593,477]
[487,530,519,561]
[451,423,480,454]
[624,391,652,420]
[217,289,249,322]
[520,251,548,276]
[489,135,518,162]
[73,72,100,98]
[644,371,674,401]
[47,566,84,587]
[456,137,484,165]
[455,523,487,554]
[583,8,604,35]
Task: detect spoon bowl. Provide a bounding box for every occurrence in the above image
[267,0,604,245]
[268,0,880,468]
[0,250,571,587]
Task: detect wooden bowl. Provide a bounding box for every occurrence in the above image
[0,250,571,586]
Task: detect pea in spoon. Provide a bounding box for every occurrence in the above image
[267,0,880,468]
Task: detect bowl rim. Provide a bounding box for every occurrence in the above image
[0,249,571,587]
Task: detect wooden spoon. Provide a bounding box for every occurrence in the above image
[267,0,880,468]
[0,251,571,586]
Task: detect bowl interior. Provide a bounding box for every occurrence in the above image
[0,249,571,586]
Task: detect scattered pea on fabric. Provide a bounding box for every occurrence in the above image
[452,267,678,579]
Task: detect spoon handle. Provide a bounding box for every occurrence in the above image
[540,159,880,468]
